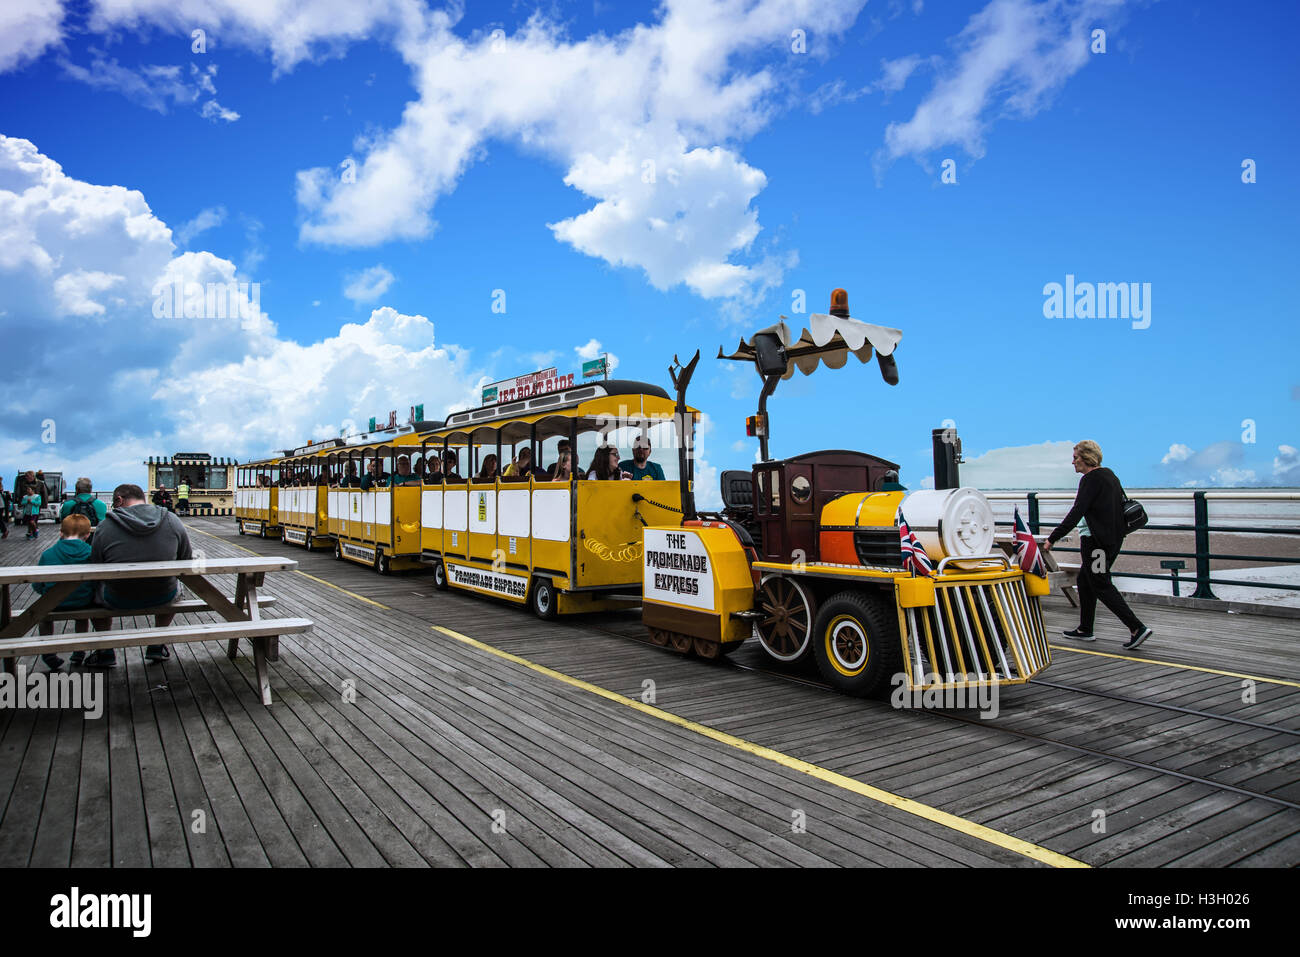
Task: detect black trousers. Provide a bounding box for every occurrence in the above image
[1078,536,1143,633]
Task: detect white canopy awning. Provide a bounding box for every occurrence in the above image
[717,313,902,380]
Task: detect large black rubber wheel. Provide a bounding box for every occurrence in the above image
[259,524,268,539]
[432,560,448,590]
[238,523,246,536]
[530,577,557,620]
[334,540,343,561]
[811,590,902,698]
[375,550,391,575]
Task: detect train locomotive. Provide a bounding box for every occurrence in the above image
[641,289,1053,697]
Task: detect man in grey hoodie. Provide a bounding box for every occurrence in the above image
[85,483,192,668]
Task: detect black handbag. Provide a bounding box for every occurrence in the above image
[1119,479,1148,535]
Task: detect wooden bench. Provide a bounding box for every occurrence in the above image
[0,619,312,706]
[0,557,308,706]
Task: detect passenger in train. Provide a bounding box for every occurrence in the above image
[390,455,422,486]
[620,436,665,481]
[340,462,360,488]
[545,439,573,479]
[550,450,574,481]
[476,454,500,482]
[360,458,389,491]
[587,446,630,480]
[504,447,543,481]
[441,450,463,483]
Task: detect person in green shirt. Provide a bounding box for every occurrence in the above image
[59,477,108,527]
[389,455,422,486]
[34,514,95,670]
[620,437,665,481]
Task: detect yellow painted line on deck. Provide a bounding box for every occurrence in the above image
[188,525,391,610]
[295,571,390,610]
[433,624,1086,869]
[1049,644,1300,688]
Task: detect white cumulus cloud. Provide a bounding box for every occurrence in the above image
[0,135,481,486]
[0,0,64,74]
[877,0,1125,173]
[343,264,396,303]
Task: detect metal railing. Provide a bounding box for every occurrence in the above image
[986,490,1300,600]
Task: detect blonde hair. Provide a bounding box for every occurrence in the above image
[1074,440,1103,468]
[61,514,91,538]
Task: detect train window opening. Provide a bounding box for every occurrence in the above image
[443,433,468,483]
[535,415,574,479]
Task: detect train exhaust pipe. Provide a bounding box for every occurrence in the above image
[932,426,962,490]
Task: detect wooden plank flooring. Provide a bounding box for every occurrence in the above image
[2,517,1297,868]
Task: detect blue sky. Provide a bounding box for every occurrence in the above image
[1,0,1297,501]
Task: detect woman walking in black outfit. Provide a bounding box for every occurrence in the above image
[1043,440,1153,650]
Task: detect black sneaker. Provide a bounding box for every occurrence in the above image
[83,649,118,669]
[1062,628,1095,641]
[145,644,170,663]
[41,653,64,670]
[1124,627,1152,650]
[70,651,85,665]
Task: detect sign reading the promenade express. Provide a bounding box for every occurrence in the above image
[481,367,576,405]
[643,528,715,611]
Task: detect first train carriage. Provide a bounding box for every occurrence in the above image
[235,379,699,616]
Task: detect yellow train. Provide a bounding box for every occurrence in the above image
[233,288,1052,696]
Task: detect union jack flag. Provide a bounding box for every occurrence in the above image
[897,509,933,577]
[1013,506,1047,577]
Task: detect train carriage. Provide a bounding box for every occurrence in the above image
[276,439,345,549]
[417,380,697,617]
[234,456,282,537]
[323,426,432,574]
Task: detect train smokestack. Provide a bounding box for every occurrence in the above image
[932,427,962,490]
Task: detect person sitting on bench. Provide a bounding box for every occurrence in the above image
[85,483,193,668]
[33,514,95,670]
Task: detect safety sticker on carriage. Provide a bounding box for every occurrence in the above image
[447,563,528,600]
[643,529,714,611]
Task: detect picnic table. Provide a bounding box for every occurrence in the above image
[0,557,312,705]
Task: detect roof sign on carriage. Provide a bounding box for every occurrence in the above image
[582,356,608,379]
[290,438,345,456]
[481,367,576,406]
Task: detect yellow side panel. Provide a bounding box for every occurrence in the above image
[575,480,681,589]
[393,486,421,556]
[316,486,329,535]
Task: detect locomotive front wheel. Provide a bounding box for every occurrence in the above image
[756,574,814,662]
[668,631,693,654]
[811,590,902,697]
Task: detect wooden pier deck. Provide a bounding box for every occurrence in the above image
[2,517,1296,868]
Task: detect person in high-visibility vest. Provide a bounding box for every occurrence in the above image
[176,482,190,514]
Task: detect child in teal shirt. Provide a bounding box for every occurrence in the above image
[34,514,94,670]
[21,488,42,539]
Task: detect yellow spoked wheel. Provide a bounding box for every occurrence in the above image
[812,590,901,697]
